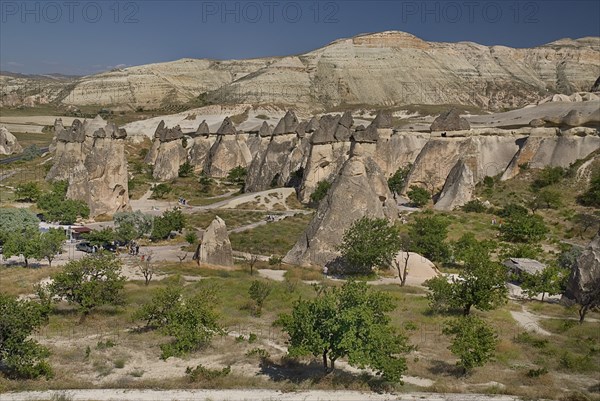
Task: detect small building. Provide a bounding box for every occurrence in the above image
[503,258,546,280]
[71,226,92,241]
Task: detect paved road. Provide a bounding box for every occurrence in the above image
[0,147,49,165]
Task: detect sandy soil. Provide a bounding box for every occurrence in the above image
[0,389,526,401]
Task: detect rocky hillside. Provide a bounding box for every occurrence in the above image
[3,32,599,111]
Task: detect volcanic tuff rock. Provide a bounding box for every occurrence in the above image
[564,234,600,303]
[430,109,471,132]
[217,117,237,135]
[48,32,599,111]
[501,134,600,181]
[433,159,475,211]
[272,110,299,135]
[0,126,22,155]
[203,133,252,178]
[144,121,187,181]
[284,145,398,267]
[194,120,210,137]
[372,111,393,129]
[47,118,130,217]
[200,217,234,267]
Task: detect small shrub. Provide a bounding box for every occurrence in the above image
[130,369,145,377]
[96,340,117,350]
[248,333,257,344]
[185,364,231,382]
[246,348,270,359]
[461,200,487,213]
[114,358,126,369]
[268,255,283,267]
[310,180,331,206]
[178,161,194,178]
[526,366,548,378]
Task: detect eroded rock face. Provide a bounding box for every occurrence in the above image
[372,111,393,129]
[273,110,299,135]
[189,135,216,170]
[434,159,475,211]
[501,134,600,180]
[217,117,237,135]
[200,217,234,266]
[284,146,398,267]
[0,126,23,155]
[564,234,600,303]
[430,109,471,131]
[204,133,252,178]
[48,118,130,217]
[145,121,187,181]
[245,133,299,192]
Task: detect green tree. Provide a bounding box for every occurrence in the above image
[309,180,332,206]
[520,265,568,301]
[278,281,410,381]
[185,231,198,245]
[178,161,194,178]
[500,213,548,243]
[407,185,431,207]
[578,169,600,207]
[36,228,66,267]
[530,189,562,212]
[427,238,507,315]
[135,285,224,359]
[14,182,42,202]
[0,208,39,243]
[461,200,487,213]
[442,316,498,374]
[227,166,247,187]
[114,211,153,241]
[83,228,115,247]
[387,164,412,195]
[497,203,529,219]
[150,208,185,241]
[49,254,125,319]
[37,181,89,224]
[2,229,40,267]
[0,294,52,379]
[408,214,450,263]
[150,183,172,200]
[248,280,272,316]
[532,166,564,190]
[452,233,495,265]
[198,171,215,193]
[338,217,401,275]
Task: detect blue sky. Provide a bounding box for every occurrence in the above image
[1,0,599,75]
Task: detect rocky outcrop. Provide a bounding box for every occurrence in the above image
[502,134,600,180]
[200,217,234,266]
[48,118,129,217]
[284,144,398,267]
[434,159,475,211]
[217,117,237,135]
[564,234,600,303]
[0,126,22,155]
[372,111,393,129]
[591,76,600,92]
[272,110,299,135]
[204,132,252,178]
[430,109,471,132]
[145,121,187,181]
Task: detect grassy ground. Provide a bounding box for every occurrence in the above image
[230,213,314,257]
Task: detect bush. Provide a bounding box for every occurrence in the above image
[151,208,185,241]
[15,182,41,202]
[408,214,450,263]
[388,164,412,194]
[150,183,172,199]
[483,176,495,188]
[178,161,194,178]
[37,181,90,224]
[500,213,548,243]
[443,315,498,373]
[309,180,331,206]
[227,166,247,186]
[497,203,529,219]
[461,199,487,213]
[578,168,600,207]
[532,166,565,189]
[185,364,230,382]
[248,280,272,315]
[21,144,41,161]
[407,185,430,207]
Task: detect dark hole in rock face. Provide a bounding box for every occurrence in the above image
[319,161,330,168]
[379,196,387,202]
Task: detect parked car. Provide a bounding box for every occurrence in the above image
[76,242,96,253]
[102,243,117,253]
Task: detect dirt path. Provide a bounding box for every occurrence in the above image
[0,389,526,401]
[510,308,552,336]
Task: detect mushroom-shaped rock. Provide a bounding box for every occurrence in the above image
[373,111,393,129]
[295,121,309,138]
[258,121,272,137]
[334,124,352,141]
[83,115,107,137]
[434,159,475,211]
[0,126,23,155]
[353,123,379,143]
[306,116,320,133]
[273,110,299,135]
[159,125,184,142]
[283,155,398,267]
[154,121,166,139]
[56,119,85,143]
[195,120,210,137]
[430,109,470,132]
[311,115,340,144]
[338,111,354,129]
[217,117,237,135]
[200,217,234,266]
